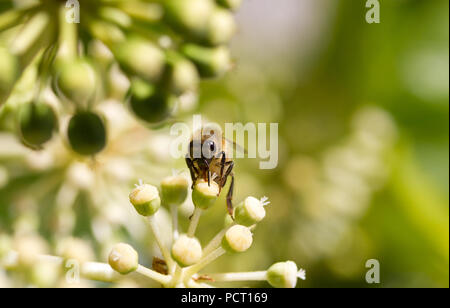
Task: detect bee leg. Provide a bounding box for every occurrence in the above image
[202,158,211,187]
[218,151,226,193]
[226,173,235,217]
[185,156,198,189]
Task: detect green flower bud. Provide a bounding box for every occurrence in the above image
[54,59,98,107]
[192,179,219,210]
[267,261,305,288]
[67,112,107,156]
[164,0,215,37]
[182,44,232,78]
[207,8,236,45]
[171,234,202,267]
[18,102,57,149]
[114,36,165,83]
[128,79,174,125]
[108,243,139,275]
[234,196,268,227]
[217,0,242,10]
[129,183,161,216]
[0,47,19,104]
[161,175,189,206]
[222,224,253,253]
[165,54,199,95]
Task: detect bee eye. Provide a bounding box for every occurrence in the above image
[210,142,215,152]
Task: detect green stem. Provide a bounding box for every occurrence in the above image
[183,247,226,280]
[202,222,236,256]
[147,216,175,271]
[187,208,202,237]
[208,271,268,282]
[136,265,172,285]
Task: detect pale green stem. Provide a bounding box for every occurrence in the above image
[208,271,268,282]
[183,247,226,280]
[187,208,203,237]
[202,222,236,256]
[136,265,172,285]
[171,204,179,241]
[147,216,175,271]
[10,12,50,56]
[56,5,78,61]
[186,279,215,288]
[81,262,122,283]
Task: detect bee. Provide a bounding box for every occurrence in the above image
[185,125,237,216]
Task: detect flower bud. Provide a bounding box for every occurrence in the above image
[108,243,139,275]
[207,8,236,45]
[217,0,242,10]
[222,225,253,253]
[57,238,95,264]
[18,102,57,149]
[67,111,107,156]
[54,58,98,107]
[13,234,49,268]
[113,36,165,83]
[192,179,219,210]
[234,196,267,227]
[129,183,161,216]
[128,78,174,125]
[0,47,19,104]
[182,44,232,78]
[165,54,199,95]
[267,261,305,288]
[171,234,202,267]
[164,0,214,37]
[161,175,189,206]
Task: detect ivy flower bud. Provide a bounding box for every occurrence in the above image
[207,8,236,45]
[182,44,232,78]
[166,55,199,95]
[164,0,214,37]
[222,225,253,253]
[18,102,57,149]
[67,112,107,156]
[266,261,306,288]
[108,243,139,275]
[234,196,269,226]
[128,78,174,125]
[161,175,189,206]
[192,179,219,210]
[217,0,242,10]
[129,182,161,216]
[54,58,98,107]
[114,36,165,83]
[0,47,19,104]
[171,234,203,267]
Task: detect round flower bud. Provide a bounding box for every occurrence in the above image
[54,58,98,107]
[192,179,219,210]
[128,79,174,125]
[267,261,303,288]
[164,0,214,37]
[18,102,57,149]
[207,8,236,45]
[234,196,266,226]
[108,243,139,275]
[166,56,199,95]
[171,235,202,267]
[13,234,49,268]
[67,112,107,156]
[129,183,161,216]
[56,238,95,264]
[161,175,189,206]
[0,47,19,104]
[182,44,232,78]
[114,36,165,83]
[222,225,253,253]
[217,0,242,10]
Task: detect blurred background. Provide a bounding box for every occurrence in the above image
[1,0,449,288]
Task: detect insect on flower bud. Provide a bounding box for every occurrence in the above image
[113,36,165,83]
[222,224,253,253]
[161,175,189,206]
[67,111,107,156]
[18,102,57,149]
[108,243,139,275]
[207,8,236,45]
[171,234,203,267]
[234,196,268,226]
[182,44,232,78]
[129,182,161,216]
[266,261,305,288]
[0,47,19,104]
[128,78,174,125]
[192,179,220,210]
[54,58,98,107]
[217,0,242,10]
